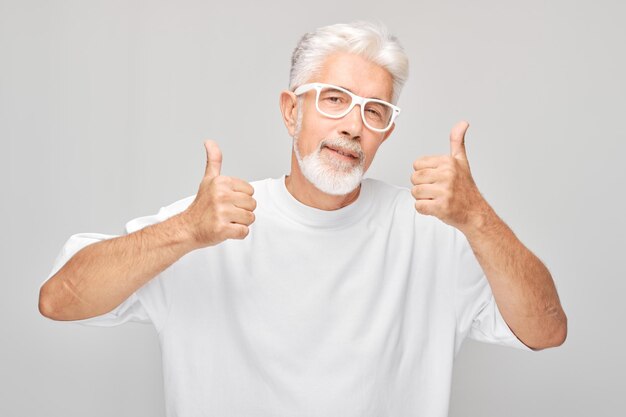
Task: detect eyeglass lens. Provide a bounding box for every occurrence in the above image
[317,86,393,130]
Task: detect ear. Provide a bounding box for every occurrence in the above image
[381,122,396,144]
[279,90,299,137]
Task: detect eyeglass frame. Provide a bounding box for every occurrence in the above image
[293,82,401,133]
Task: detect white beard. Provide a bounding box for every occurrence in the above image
[293,97,365,195]
[292,106,366,196]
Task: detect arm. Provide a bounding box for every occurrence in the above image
[462,204,567,350]
[39,140,256,321]
[39,213,195,321]
[411,121,567,350]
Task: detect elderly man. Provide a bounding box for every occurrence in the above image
[39,21,566,417]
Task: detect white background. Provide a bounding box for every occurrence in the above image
[2,0,625,415]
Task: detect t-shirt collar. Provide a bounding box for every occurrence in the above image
[267,174,374,229]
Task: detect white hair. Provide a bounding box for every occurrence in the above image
[289,21,409,104]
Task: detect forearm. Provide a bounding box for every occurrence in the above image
[39,213,196,321]
[462,205,567,350]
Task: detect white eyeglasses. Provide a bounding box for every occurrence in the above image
[293,82,401,133]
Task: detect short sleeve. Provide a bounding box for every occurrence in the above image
[452,228,536,352]
[41,195,195,328]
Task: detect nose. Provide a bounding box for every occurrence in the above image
[337,103,364,140]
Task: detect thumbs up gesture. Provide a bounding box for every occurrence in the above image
[180,140,257,249]
[410,121,491,234]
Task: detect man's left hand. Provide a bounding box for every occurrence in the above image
[410,120,491,234]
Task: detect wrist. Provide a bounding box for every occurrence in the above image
[460,200,500,240]
[160,212,201,253]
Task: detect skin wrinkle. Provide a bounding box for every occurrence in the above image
[466,212,567,347]
[409,120,567,350]
[284,52,566,350]
[281,52,394,210]
[42,32,567,357]
[292,89,367,196]
[46,216,194,320]
[62,276,88,306]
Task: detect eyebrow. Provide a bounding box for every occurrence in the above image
[338,85,386,102]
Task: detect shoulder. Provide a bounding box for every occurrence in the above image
[363,177,457,238]
[124,194,195,233]
[362,177,416,211]
[249,177,273,197]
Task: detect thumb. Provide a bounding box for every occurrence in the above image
[204,139,222,179]
[450,120,470,161]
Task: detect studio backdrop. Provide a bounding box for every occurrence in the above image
[2,0,625,416]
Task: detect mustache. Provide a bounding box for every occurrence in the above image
[318,137,364,160]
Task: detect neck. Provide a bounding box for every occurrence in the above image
[285,151,361,211]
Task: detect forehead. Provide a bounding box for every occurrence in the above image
[311,52,394,102]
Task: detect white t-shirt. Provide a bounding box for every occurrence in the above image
[42,175,535,417]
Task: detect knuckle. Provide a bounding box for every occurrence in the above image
[413,157,428,170]
[415,201,428,215]
[238,225,250,239]
[214,205,228,220]
[215,175,230,186]
[214,188,228,201]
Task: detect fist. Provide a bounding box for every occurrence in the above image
[410,121,488,232]
[181,140,257,249]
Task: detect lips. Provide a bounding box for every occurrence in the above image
[324,145,358,159]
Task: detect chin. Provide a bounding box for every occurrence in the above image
[293,135,366,196]
[301,159,364,196]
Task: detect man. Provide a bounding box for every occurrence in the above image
[39,21,567,417]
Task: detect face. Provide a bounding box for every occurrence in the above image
[284,52,396,195]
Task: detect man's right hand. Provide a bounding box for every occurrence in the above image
[40,139,253,320]
[181,140,257,249]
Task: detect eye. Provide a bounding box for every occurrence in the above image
[319,88,350,106]
[324,95,345,104]
[365,108,383,120]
